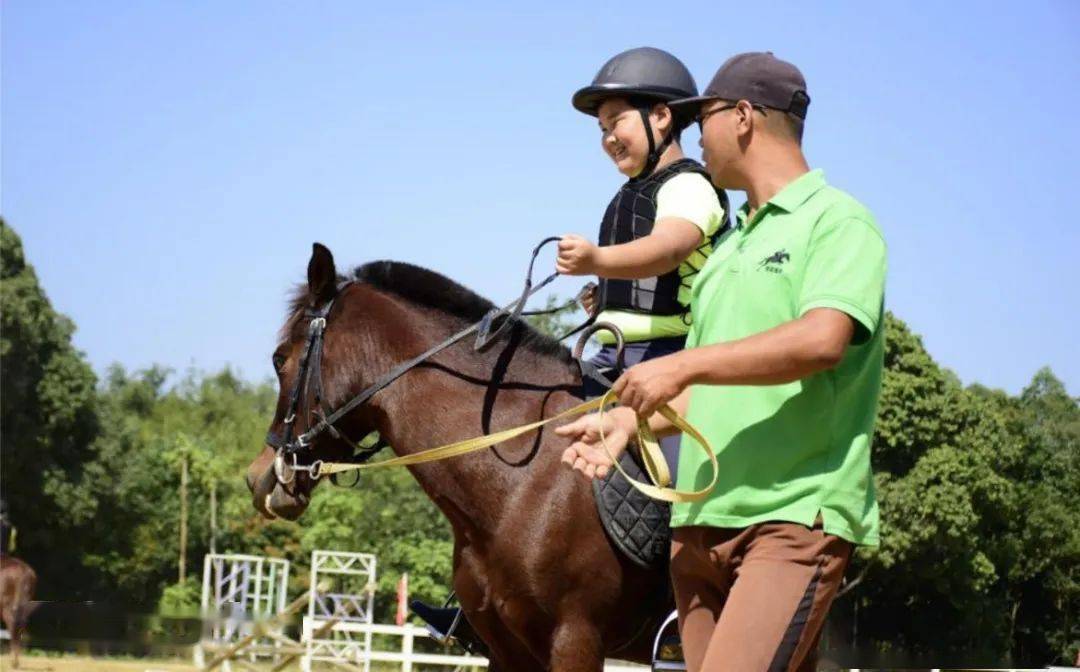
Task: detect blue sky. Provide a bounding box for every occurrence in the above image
[4,1,1078,394]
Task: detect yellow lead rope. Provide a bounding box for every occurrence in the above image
[595,388,718,503]
[313,391,718,503]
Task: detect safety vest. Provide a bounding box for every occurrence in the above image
[596,159,729,316]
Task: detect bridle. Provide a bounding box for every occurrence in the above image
[264,278,372,486]
[264,237,610,487]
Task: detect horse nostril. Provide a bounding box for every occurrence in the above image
[245,472,256,493]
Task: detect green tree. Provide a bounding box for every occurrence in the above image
[0,220,100,598]
[1007,368,1080,664]
[524,294,584,339]
[839,315,1077,666]
[48,365,284,607]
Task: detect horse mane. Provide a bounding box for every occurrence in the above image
[354,261,574,364]
[288,260,574,364]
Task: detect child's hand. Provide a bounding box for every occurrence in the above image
[577,282,598,316]
[556,235,600,275]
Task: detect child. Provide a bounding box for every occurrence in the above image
[559,46,729,476]
[409,48,728,648]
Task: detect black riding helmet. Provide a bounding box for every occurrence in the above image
[572,47,698,179]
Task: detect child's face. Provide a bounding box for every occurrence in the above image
[597,98,659,178]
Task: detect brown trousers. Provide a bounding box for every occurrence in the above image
[670,517,852,672]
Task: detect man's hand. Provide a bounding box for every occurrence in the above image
[556,235,601,276]
[556,406,636,480]
[613,352,692,418]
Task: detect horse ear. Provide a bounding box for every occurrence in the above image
[307,242,337,304]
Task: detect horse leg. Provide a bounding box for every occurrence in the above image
[549,615,605,672]
[2,606,17,669]
[13,609,29,670]
[462,607,544,672]
[451,565,544,672]
[11,572,35,669]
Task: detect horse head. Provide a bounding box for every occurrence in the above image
[246,243,379,520]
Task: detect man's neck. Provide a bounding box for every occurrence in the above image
[743,144,810,214]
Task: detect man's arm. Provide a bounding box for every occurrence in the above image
[560,308,856,477]
[613,307,854,426]
[687,307,854,385]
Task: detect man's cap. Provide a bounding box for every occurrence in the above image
[669,52,810,119]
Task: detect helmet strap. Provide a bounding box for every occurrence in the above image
[635,106,675,181]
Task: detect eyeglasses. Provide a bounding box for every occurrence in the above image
[695,102,768,130]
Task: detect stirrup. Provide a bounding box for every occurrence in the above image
[409,599,463,644]
[652,609,687,671]
[410,593,488,657]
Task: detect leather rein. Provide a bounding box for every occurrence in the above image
[265,237,613,487]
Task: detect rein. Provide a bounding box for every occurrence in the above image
[309,388,719,504]
[266,237,571,473]
[265,238,718,503]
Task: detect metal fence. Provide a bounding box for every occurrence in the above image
[298,620,651,672]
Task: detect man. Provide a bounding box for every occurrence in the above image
[558,52,887,672]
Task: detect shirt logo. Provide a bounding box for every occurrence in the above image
[758,249,790,273]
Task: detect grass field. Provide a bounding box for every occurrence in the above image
[0,653,197,672]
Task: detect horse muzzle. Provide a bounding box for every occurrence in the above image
[260,482,310,521]
[247,446,312,520]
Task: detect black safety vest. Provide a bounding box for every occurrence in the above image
[596,159,730,316]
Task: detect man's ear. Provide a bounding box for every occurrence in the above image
[735,99,757,136]
[307,242,337,305]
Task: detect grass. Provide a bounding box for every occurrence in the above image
[0,652,196,672]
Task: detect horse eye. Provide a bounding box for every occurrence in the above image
[272,354,287,372]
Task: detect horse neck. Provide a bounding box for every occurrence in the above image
[365,305,582,539]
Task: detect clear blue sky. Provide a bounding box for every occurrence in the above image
[4,1,1078,394]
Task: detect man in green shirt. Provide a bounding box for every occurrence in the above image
[558,52,886,672]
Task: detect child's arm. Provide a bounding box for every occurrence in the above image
[555,218,702,278]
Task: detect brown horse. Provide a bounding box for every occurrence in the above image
[0,555,37,669]
[246,244,671,671]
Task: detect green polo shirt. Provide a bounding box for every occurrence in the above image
[671,169,886,546]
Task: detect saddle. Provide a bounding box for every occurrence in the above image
[592,446,672,570]
[576,353,673,571]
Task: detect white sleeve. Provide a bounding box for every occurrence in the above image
[654,172,725,239]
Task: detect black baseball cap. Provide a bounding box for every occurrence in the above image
[669,52,810,119]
